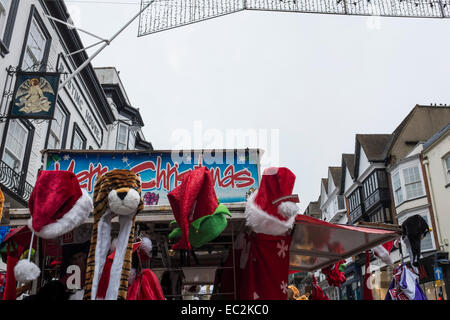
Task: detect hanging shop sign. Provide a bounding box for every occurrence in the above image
[9,71,60,119]
[57,55,103,146]
[43,149,261,205]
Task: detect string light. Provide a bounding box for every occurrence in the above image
[137,0,450,36]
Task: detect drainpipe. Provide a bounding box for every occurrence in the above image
[422,157,444,251]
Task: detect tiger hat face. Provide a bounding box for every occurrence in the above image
[107,176,142,216]
[84,169,144,300]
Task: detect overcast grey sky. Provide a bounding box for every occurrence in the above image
[66,0,450,212]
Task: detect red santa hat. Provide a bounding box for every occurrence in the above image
[372,240,394,265]
[311,275,329,300]
[168,167,231,251]
[245,167,299,235]
[15,170,92,283]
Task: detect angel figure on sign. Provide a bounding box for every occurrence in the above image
[15,77,55,114]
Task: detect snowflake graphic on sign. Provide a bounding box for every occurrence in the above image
[277,240,288,259]
[280,281,288,294]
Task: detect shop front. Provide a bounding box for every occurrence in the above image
[366,250,449,300]
[339,262,362,300]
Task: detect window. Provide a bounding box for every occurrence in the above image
[0,0,9,33]
[47,105,66,149]
[22,17,48,71]
[128,131,136,150]
[445,155,450,184]
[363,172,378,198]
[402,166,424,200]
[369,208,385,223]
[349,190,361,212]
[399,214,434,253]
[392,172,403,205]
[393,165,425,206]
[2,120,28,172]
[71,125,86,150]
[116,123,128,150]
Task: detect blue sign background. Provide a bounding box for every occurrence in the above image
[434,267,443,281]
[45,150,260,205]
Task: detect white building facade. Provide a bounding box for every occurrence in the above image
[0,0,151,209]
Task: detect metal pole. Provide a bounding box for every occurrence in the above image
[58,0,155,92]
[65,39,106,58]
[45,15,108,42]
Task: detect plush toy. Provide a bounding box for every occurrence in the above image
[83,169,144,300]
[401,215,430,268]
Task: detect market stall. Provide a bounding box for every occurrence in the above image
[0,149,426,300]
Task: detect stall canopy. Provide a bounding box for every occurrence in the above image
[290,215,401,272]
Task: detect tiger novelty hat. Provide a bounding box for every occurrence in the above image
[84,169,144,300]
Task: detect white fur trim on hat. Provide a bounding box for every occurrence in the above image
[278,201,299,219]
[245,192,296,236]
[140,237,152,256]
[27,189,93,239]
[14,259,41,283]
[372,244,393,265]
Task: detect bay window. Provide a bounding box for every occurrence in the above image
[128,130,136,150]
[392,164,425,206]
[392,172,403,205]
[402,166,424,200]
[116,123,128,150]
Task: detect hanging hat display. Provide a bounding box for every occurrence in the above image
[363,251,374,300]
[27,170,92,239]
[372,240,394,265]
[401,215,430,268]
[15,170,92,283]
[321,260,346,287]
[168,166,231,251]
[245,167,299,236]
[311,275,329,300]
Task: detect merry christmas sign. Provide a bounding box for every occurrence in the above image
[44,149,261,205]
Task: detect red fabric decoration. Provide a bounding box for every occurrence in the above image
[252,167,297,222]
[28,171,82,232]
[222,232,292,300]
[321,260,346,287]
[3,254,18,300]
[127,269,165,300]
[311,275,329,300]
[96,251,114,300]
[97,241,151,299]
[167,167,218,250]
[363,251,374,300]
[1,228,37,300]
